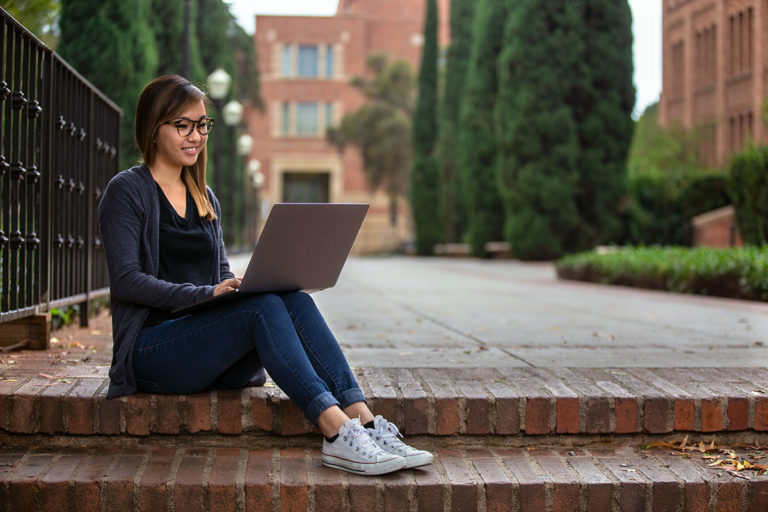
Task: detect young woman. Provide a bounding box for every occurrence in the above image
[98,75,432,475]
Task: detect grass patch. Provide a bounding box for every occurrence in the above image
[555,246,768,301]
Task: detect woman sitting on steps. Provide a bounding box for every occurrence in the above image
[98,74,432,476]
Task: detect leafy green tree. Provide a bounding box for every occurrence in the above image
[149,0,206,82]
[572,0,635,248]
[436,0,475,243]
[58,0,158,169]
[3,0,60,46]
[628,103,711,176]
[496,0,584,260]
[456,0,506,256]
[327,53,414,225]
[411,0,441,254]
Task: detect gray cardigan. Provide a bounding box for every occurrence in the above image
[98,164,234,398]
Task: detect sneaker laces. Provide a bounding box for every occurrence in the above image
[371,416,412,454]
[340,419,381,459]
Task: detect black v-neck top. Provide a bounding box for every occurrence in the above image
[145,184,215,326]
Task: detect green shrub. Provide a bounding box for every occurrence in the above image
[50,306,79,330]
[556,246,768,301]
[729,145,768,244]
[626,171,730,246]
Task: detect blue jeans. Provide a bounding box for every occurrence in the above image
[132,291,366,425]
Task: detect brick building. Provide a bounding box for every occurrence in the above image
[660,0,767,166]
[243,0,449,253]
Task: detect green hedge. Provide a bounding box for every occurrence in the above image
[729,145,768,245]
[625,171,731,246]
[555,246,768,301]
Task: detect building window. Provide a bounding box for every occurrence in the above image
[281,102,291,135]
[277,102,327,137]
[296,102,319,135]
[694,25,717,88]
[728,8,754,77]
[325,102,334,128]
[281,45,292,77]
[671,40,685,100]
[730,111,753,153]
[279,43,337,78]
[297,45,319,77]
[326,44,335,77]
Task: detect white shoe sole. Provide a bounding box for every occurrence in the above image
[404,452,434,469]
[321,453,407,475]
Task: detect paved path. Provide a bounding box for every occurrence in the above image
[229,255,768,369]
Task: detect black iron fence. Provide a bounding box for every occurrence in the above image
[0,8,121,327]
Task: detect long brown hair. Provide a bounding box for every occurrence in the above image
[135,75,216,220]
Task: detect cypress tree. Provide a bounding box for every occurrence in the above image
[410,0,441,254]
[150,0,206,83]
[58,0,158,169]
[573,0,635,248]
[496,0,585,260]
[196,0,236,78]
[437,0,475,243]
[456,0,507,256]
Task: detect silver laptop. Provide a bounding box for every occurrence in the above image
[171,203,368,316]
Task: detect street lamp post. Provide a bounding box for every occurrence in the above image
[247,159,264,244]
[222,100,243,248]
[237,134,254,245]
[206,68,231,212]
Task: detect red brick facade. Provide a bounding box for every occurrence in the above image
[660,0,768,166]
[244,0,449,253]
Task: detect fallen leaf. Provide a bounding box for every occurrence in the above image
[39,373,56,380]
[646,441,675,449]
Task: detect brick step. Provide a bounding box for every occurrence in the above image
[3,443,767,512]
[1,367,767,439]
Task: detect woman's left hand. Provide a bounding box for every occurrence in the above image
[214,278,242,296]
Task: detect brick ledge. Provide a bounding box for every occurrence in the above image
[0,367,766,437]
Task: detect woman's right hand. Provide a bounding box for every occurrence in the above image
[214,278,242,296]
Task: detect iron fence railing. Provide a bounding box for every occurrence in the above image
[0,8,122,327]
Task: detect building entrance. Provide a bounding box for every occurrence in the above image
[282,172,330,203]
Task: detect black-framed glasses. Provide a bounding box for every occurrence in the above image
[164,116,214,137]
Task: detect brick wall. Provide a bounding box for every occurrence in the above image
[660,0,767,166]
[691,205,743,246]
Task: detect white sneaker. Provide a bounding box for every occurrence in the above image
[366,415,434,469]
[321,418,407,475]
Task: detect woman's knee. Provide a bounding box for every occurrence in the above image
[281,290,314,309]
[239,293,286,314]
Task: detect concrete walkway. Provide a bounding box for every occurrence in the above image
[229,254,768,369]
